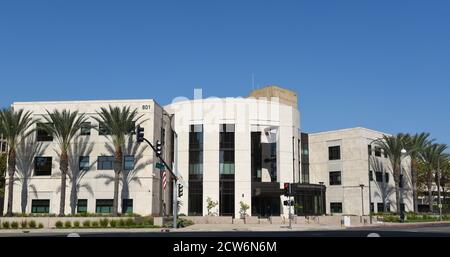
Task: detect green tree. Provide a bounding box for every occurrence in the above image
[0,108,35,216]
[375,134,409,214]
[41,109,88,216]
[403,133,433,213]
[94,106,142,216]
[420,143,448,212]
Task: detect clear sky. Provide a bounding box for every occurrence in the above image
[0,0,449,145]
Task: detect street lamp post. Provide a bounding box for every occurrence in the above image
[400,148,407,222]
[437,158,442,221]
[360,184,365,223]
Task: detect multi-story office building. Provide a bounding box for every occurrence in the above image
[308,127,413,215]
[3,86,412,217]
[5,100,173,215]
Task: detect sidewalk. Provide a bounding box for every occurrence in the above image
[350,221,450,230]
[177,223,344,232]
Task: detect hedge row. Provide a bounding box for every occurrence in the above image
[1,220,44,229]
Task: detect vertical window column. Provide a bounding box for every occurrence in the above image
[219,124,235,217]
[188,125,203,216]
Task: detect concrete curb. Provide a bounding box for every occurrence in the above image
[349,221,450,230]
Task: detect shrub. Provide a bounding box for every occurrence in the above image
[125,218,135,227]
[118,219,126,227]
[2,221,10,229]
[28,220,37,229]
[100,218,109,228]
[91,221,99,227]
[109,219,117,228]
[21,220,28,229]
[82,220,91,227]
[64,221,72,228]
[11,222,19,229]
[38,223,44,229]
[55,221,64,228]
[73,221,80,228]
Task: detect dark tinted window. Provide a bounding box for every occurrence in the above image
[31,199,50,213]
[124,155,134,170]
[79,156,90,170]
[328,146,341,160]
[329,171,342,185]
[80,122,91,136]
[36,123,53,141]
[97,156,114,170]
[35,157,52,176]
[330,202,342,213]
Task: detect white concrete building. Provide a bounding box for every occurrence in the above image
[308,127,413,215]
[2,86,413,217]
[5,99,173,216]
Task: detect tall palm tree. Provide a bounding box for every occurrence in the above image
[94,106,142,216]
[403,133,433,213]
[41,109,88,216]
[420,143,448,213]
[0,108,35,216]
[375,133,409,215]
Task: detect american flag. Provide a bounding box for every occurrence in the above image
[162,170,167,190]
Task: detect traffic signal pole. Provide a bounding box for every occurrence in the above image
[137,125,179,229]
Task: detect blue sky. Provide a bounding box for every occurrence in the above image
[0,0,449,144]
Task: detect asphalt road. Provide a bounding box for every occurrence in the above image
[3,224,450,237]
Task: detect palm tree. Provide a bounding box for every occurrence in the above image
[0,108,35,216]
[41,109,88,216]
[420,143,448,213]
[375,134,409,215]
[94,106,142,216]
[403,133,433,213]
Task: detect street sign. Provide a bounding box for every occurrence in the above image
[156,162,165,170]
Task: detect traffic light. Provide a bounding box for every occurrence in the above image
[283,183,291,196]
[178,184,183,197]
[155,140,162,157]
[136,125,144,143]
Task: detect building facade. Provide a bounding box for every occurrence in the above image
[2,86,413,217]
[308,127,413,215]
[5,99,173,215]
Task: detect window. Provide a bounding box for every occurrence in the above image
[77,199,88,213]
[219,124,235,217]
[35,157,52,176]
[375,172,389,183]
[124,155,135,170]
[369,170,373,181]
[97,156,114,170]
[374,147,382,157]
[79,156,90,171]
[399,174,404,188]
[328,146,341,160]
[31,199,50,213]
[98,124,111,136]
[330,202,342,213]
[36,123,53,141]
[377,203,391,213]
[96,199,113,213]
[368,145,372,156]
[370,203,374,213]
[329,171,342,185]
[122,199,133,214]
[219,150,235,174]
[80,122,91,136]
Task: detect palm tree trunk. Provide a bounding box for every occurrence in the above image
[427,170,433,213]
[59,151,68,216]
[70,178,77,215]
[113,149,122,217]
[6,149,16,217]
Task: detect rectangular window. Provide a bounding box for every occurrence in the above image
[189,125,203,216]
[96,199,113,213]
[31,199,50,213]
[77,199,88,213]
[122,199,133,214]
[377,203,391,213]
[330,202,342,213]
[123,155,135,170]
[328,146,341,160]
[36,123,53,141]
[34,157,52,176]
[369,170,373,181]
[79,156,90,171]
[329,171,342,185]
[375,171,383,182]
[97,156,114,170]
[374,147,382,157]
[80,122,91,136]
[368,145,372,156]
[98,124,111,136]
[399,174,404,188]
